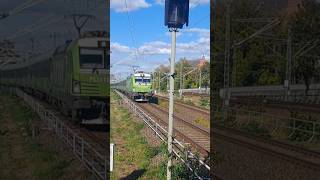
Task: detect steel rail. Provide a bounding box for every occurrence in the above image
[140,103,209,154]
[157,95,210,116]
[212,124,320,171]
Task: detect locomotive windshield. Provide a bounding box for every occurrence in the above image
[79,48,106,69]
[143,79,151,83]
[135,77,151,84]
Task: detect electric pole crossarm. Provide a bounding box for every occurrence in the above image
[233,19,280,47]
[234,18,276,23]
[295,39,320,58]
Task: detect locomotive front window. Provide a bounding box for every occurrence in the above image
[79,48,105,69]
[135,78,143,83]
[135,77,151,84]
[143,79,151,83]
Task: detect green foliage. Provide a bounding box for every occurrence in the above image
[153,58,210,92]
[242,120,270,138]
[289,112,319,142]
[213,0,320,91]
[199,97,210,108]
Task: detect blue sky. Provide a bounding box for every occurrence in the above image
[110,0,210,80]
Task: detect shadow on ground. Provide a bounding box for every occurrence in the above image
[120,169,146,180]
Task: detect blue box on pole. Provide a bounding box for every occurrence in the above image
[165,0,189,29]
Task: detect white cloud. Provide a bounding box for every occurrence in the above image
[111,42,132,53]
[136,29,209,56]
[111,27,210,69]
[182,28,209,35]
[111,0,151,12]
[154,0,209,8]
[139,41,171,55]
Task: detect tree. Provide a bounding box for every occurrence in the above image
[291,0,320,93]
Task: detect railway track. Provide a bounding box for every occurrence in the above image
[213,124,320,171]
[157,95,210,116]
[136,102,210,156]
[80,129,108,152]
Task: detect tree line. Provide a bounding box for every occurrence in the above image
[212,0,320,91]
[152,58,210,92]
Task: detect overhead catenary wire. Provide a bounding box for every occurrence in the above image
[111,0,209,72]
[4,1,105,40]
[5,15,61,40]
[8,0,47,16]
[124,0,141,63]
[0,0,106,66]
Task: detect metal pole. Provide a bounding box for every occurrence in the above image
[158,71,161,93]
[167,28,177,180]
[224,1,231,107]
[167,76,169,91]
[53,32,57,49]
[285,27,292,101]
[232,48,236,87]
[199,67,202,89]
[180,60,183,97]
[30,38,34,57]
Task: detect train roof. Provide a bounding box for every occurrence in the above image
[133,72,151,78]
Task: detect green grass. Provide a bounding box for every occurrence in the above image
[199,97,210,109]
[185,99,195,106]
[241,120,270,138]
[110,91,167,179]
[159,99,169,109]
[195,117,210,128]
[158,99,180,113]
[0,95,75,180]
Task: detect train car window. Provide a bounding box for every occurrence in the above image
[79,48,105,69]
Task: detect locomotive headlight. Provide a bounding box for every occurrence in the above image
[73,80,81,93]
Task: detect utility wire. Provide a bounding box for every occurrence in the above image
[124,0,140,63]
[1,0,106,65]
[9,0,47,16]
[6,15,61,40]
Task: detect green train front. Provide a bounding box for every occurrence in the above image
[69,34,109,125]
[129,72,153,102]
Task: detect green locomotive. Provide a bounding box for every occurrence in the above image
[114,71,156,102]
[0,31,109,125]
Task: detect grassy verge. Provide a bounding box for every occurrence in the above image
[195,117,210,128]
[0,95,88,179]
[158,99,180,112]
[110,91,166,179]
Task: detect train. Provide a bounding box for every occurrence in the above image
[113,71,157,102]
[0,31,109,126]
